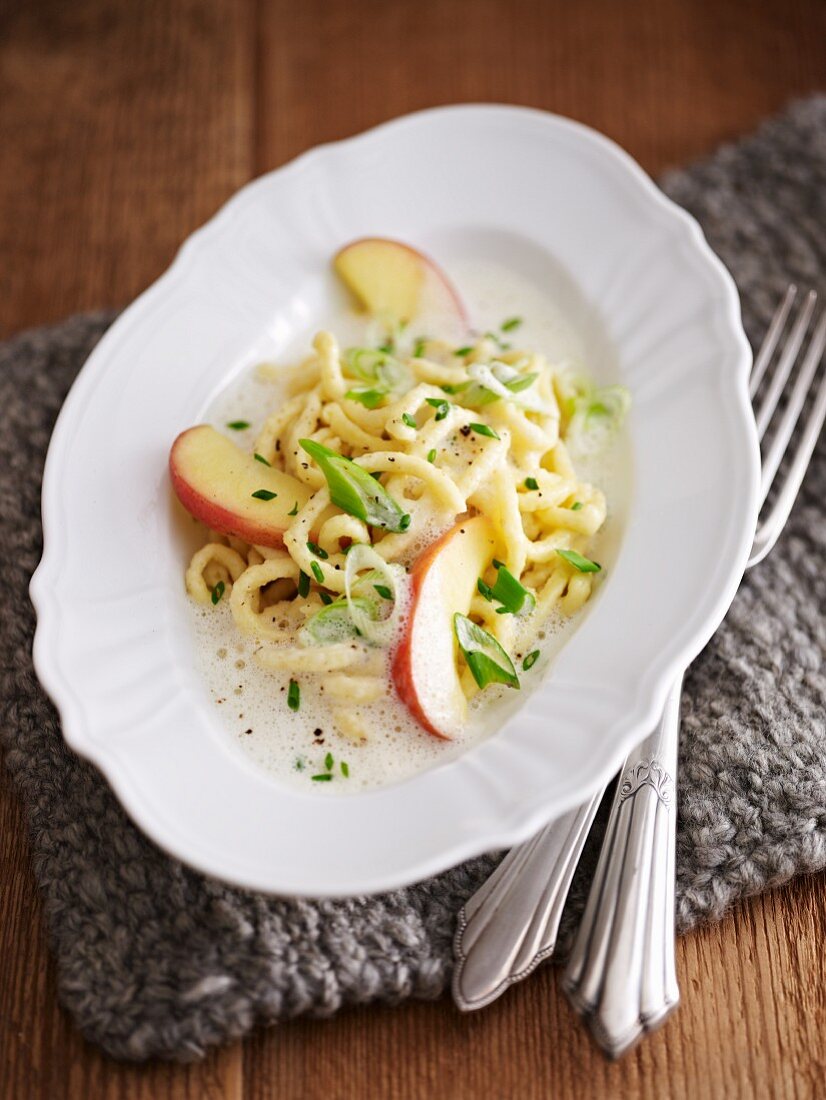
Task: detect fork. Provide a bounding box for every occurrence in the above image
[452,286,826,1055]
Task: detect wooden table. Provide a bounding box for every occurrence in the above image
[1,2,824,1096]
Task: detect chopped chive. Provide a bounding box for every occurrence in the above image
[341,761,350,778]
[571,501,584,511]
[556,549,602,573]
[454,346,473,357]
[427,448,437,463]
[373,584,393,600]
[402,412,417,429]
[524,477,539,491]
[298,570,310,598]
[287,679,300,711]
[425,397,451,421]
[307,540,329,560]
[319,591,333,605]
[477,578,494,601]
[501,317,523,332]
[325,751,334,771]
[310,560,324,584]
[469,422,500,439]
[251,489,277,501]
[412,337,427,358]
[226,420,250,431]
[210,580,225,605]
[484,330,512,351]
[523,650,540,671]
[288,501,300,516]
[311,773,333,782]
[253,452,271,466]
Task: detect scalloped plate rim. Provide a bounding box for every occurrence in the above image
[30,105,759,897]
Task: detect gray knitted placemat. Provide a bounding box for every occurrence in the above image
[2,98,825,1062]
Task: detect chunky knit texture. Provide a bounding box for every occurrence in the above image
[1,98,824,1061]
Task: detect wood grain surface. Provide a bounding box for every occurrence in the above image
[1,2,824,1097]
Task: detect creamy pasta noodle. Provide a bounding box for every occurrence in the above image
[170,240,629,791]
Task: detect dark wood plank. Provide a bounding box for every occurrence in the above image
[242,871,826,1100]
[257,0,826,178]
[0,0,252,1095]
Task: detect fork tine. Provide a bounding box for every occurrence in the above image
[749,333,826,568]
[759,311,826,506]
[749,284,797,397]
[754,290,817,439]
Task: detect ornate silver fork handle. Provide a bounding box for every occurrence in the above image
[561,677,681,1055]
[452,286,826,1052]
[453,786,603,1010]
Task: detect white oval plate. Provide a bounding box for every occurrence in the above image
[31,106,759,897]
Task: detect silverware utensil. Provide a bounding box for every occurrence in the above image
[453,285,826,1056]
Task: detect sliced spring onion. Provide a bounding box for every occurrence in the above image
[402,412,417,429]
[254,452,271,466]
[226,420,250,430]
[319,591,333,605]
[297,570,310,598]
[412,337,427,358]
[344,543,405,646]
[453,614,519,691]
[288,501,300,516]
[345,386,386,409]
[478,564,535,616]
[341,761,350,778]
[427,448,437,463]
[465,362,551,414]
[454,346,473,357]
[251,489,277,501]
[440,381,471,395]
[571,501,583,511]
[310,560,324,584]
[565,378,631,456]
[303,595,374,643]
[524,477,539,490]
[307,540,328,559]
[343,347,411,396]
[325,751,334,771]
[523,650,540,671]
[556,548,602,573]
[299,438,410,532]
[311,773,332,782]
[501,317,522,332]
[210,580,225,606]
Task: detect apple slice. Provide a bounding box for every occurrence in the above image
[392,516,497,739]
[333,237,469,332]
[169,425,311,548]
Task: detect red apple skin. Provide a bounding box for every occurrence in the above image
[392,517,497,740]
[334,237,470,331]
[169,425,310,549]
[391,525,458,740]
